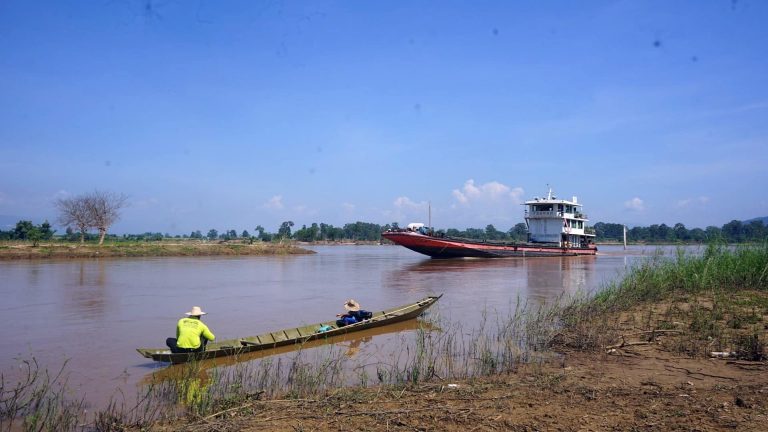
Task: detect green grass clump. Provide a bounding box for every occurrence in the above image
[588,243,768,313]
[561,242,768,359]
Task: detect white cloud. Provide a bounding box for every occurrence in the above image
[676,196,710,208]
[384,196,430,223]
[342,202,355,212]
[451,179,524,207]
[624,197,645,211]
[394,196,428,210]
[264,195,284,210]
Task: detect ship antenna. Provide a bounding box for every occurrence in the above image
[546,184,553,200]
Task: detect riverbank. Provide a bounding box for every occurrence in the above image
[0,241,314,259]
[156,350,767,431]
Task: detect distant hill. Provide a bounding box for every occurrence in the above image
[744,216,768,225]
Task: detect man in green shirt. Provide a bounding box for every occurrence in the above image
[165,306,216,353]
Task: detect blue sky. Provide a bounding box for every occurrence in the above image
[1,0,767,235]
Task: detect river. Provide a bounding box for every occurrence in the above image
[0,244,685,409]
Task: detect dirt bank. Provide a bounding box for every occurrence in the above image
[0,242,314,259]
[148,346,767,431]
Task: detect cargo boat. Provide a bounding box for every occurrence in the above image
[382,189,596,258]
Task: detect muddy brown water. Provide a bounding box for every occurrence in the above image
[0,244,692,409]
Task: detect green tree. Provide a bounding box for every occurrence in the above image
[722,220,744,243]
[593,222,624,241]
[277,221,294,239]
[745,221,766,241]
[207,229,218,240]
[705,226,722,241]
[342,221,384,241]
[255,225,273,241]
[628,226,649,242]
[28,226,42,247]
[42,221,54,240]
[689,228,706,242]
[673,223,689,241]
[308,223,320,241]
[13,220,35,240]
[508,223,527,241]
[485,224,504,240]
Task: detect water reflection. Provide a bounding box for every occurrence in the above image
[524,256,596,302]
[385,256,597,307]
[66,261,108,320]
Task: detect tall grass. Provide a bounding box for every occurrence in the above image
[0,359,85,432]
[588,243,768,312]
[561,242,768,355]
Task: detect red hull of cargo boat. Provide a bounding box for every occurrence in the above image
[381,231,597,259]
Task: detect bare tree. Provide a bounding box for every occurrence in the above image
[55,195,93,244]
[85,190,128,245]
[55,191,128,245]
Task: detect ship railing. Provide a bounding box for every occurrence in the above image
[526,210,586,218]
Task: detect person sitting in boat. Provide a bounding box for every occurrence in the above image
[166,306,215,353]
[335,299,373,327]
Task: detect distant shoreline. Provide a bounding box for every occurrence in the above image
[0,241,315,260]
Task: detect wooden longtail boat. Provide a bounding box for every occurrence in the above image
[141,319,438,383]
[137,295,441,364]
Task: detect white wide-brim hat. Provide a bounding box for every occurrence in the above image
[343,299,361,312]
[185,306,207,316]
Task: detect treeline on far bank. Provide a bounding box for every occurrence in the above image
[2,218,766,245]
[593,219,767,244]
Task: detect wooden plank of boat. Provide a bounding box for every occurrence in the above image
[136,295,442,364]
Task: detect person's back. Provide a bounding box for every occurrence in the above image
[176,316,215,349]
[167,306,215,353]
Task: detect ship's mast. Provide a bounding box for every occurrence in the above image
[428,201,432,230]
